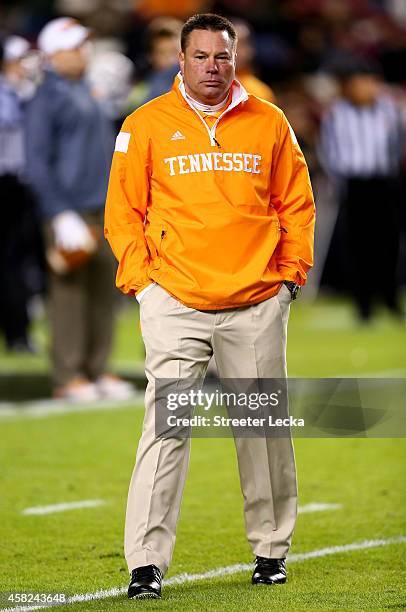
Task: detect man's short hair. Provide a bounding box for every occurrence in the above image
[180,13,237,52]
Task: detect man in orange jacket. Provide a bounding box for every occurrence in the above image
[105,13,315,599]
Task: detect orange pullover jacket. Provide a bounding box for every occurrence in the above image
[104,76,315,309]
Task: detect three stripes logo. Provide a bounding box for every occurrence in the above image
[171,130,186,141]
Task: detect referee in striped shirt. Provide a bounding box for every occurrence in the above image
[319,59,403,321]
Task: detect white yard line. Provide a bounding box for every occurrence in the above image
[20,500,340,518]
[298,502,342,514]
[0,395,144,419]
[1,535,405,612]
[21,500,106,516]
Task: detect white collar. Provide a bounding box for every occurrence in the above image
[185,92,229,114]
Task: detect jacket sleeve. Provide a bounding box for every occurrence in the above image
[270,111,316,285]
[104,115,151,296]
[25,89,72,218]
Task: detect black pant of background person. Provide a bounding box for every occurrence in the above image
[342,176,401,321]
[0,174,45,350]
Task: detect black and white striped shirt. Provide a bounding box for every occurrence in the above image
[319,95,402,178]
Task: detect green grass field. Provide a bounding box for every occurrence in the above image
[1,296,405,610]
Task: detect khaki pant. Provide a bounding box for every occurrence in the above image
[125,284,297,575]
[45,211,117,388]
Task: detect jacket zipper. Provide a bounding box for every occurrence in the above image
[160,229,166,255]
[183,93,247,147]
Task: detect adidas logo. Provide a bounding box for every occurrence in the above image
[171,130,186,141]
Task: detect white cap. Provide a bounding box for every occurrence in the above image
[37,17,89,55]
[4,36,30,62]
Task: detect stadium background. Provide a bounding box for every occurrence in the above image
[1,0,405,609]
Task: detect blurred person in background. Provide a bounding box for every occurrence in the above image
[87,50,134,123]
[3,35,43,101]
[232,19,276,103]
[127,16,182,109]
[25,17,134,401]
[4,36,32,96]
[319,59,404,322]
[0,38,44,353]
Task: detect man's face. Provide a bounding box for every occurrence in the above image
[179,29,236,105]
[150,35,180,71]
[50,42,90,80]
[343,74,381,106]
[234,23,253,73]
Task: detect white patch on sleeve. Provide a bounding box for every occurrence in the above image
[115,131,131,153]
[289,124,298,146]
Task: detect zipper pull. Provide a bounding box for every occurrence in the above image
[161,230,166,239]
[281,227,288,233]
[213,137,221,148]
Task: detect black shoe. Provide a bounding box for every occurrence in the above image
[128,564,163,599]
[252,556,287,585]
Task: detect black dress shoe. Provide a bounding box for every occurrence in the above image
[128,564,163,599]
[252,556,287,585]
